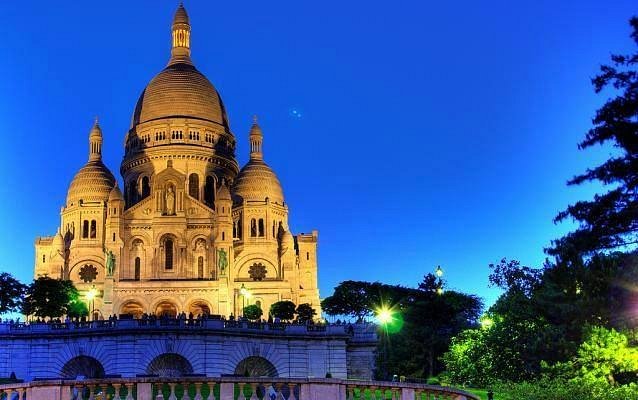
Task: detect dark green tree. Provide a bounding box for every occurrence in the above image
[0,272,26,315]
[295,303,317,323]
[549,17,638,258]
[22,277,81,319]
[243,304,263,321]
[320,280,374,319]
[269,301,296,321]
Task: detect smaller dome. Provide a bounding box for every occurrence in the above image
[108,184,124,202]
[52,229,64,251]
[232,160,284,205]
[216,180,231,202]
[67,160,117,206]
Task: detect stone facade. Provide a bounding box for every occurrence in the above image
[34,4,320,320]
[0,322,377,381]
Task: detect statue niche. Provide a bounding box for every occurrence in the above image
[164,184,176,216]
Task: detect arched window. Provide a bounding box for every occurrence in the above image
[141,176,150,198]
[83,220,89,239]
[198,256,204,279]
[128,182,137,204]
[90,220,97,239]
[237,217,243,239]
[250,219,257,237]
[189,173,199,199]
[258,219,264,237]
[134,257,141,281]
[204,176,215,207]
[165,239,174,270]
[222,231,225,241]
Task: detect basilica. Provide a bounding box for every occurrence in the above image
[33,4,320,321]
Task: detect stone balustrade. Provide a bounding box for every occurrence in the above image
[0,377,478,400]
[0,321,373,341]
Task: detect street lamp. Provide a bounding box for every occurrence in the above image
[86,285,98,321]
[435,265,444,278]
[239,284,251,317]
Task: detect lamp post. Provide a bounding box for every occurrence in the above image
[239,284,251,317]
[86,285,98,321]
[375,306,396,381]
[435,266,444,295]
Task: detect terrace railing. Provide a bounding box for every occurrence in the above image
[0,377,479,400]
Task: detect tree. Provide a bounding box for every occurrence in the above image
[321,281,374,319]
[549,17,638,258]
[295,303,317,323]
[269,301,296,321]
[243,304,263,321]
[0,272,26,315]
[22,277,81,319]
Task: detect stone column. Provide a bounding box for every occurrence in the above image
[401,388,415,400]
[219,382,234,400]
[137,382,153,400]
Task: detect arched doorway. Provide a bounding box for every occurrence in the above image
[120,301,144,318]
[61,356,105,379]
[154,300,178,317]
[234,356,278,377]
[188,300,211,317]
[146,353,194,377]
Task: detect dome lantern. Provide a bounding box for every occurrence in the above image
[169,3,192,66]
[88,117,103,162]
[249,115,264,161]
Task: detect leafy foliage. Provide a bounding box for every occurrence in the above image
[0,272,26,315]
[21,277,81,319]
[323,277,482,379]
[269,301,296,321]
[243,304,263,321]
[295,303,316,323]
[549,17,638,257]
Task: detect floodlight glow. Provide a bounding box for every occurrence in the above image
[480,316,494,329]
[376,308,393,325]
[86,288,97,301]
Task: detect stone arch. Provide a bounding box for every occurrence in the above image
[119,299,145,318]
[187,299,212,316]
[69,258,105,283]
[128,237,148,281]
[159,233,179,271]
[234,356,278,377]
[236,258,278,282]
[152,298,179,317]
[61,356,105,379]
[146,353,194,377]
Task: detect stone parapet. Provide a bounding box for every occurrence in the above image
[0,377,479,400]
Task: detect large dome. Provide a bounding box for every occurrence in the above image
[232,159,285,205]
[129,4,229,130]
[67,160,116,206]
[130,63,229,129]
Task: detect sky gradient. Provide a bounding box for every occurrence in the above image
[1,0,636,309]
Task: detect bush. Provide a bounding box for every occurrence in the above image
[269,301,296,321]
[494,379,638,400]
[243,305,263,321]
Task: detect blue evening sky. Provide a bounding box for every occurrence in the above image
[0,1,636,309]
